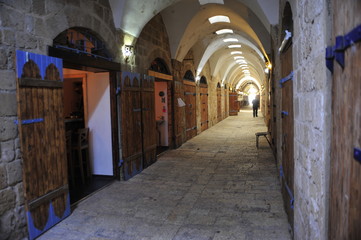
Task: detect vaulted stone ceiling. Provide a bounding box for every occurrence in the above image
[109,0,278,90]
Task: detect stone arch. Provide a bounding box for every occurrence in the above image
[44,4,119,61]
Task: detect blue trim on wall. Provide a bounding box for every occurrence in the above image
[27,194,71,240]
[16,50,63,81]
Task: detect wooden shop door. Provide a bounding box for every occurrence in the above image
[328,1,361,239]
[120,73,157,179]
[229,91,239,116]
[184,81,197,140]
[200,85,208,131]
[16,50,70,240]
[280,38,294,227]
[173,80,185,148]
[120,72,143,180]
[141,75,157,168]
[217,86,222,122]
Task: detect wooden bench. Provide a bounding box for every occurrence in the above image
[255,132,271,148]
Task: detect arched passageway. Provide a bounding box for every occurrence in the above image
[38,109,291,239]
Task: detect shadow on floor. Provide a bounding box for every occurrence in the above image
[69,175,114,205]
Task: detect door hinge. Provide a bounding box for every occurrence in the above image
[325,24,361,73]
[14,118,44,125]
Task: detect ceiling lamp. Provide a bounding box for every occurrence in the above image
[228,44,242,48]
[215,29,233,35]
[223,38,238,43]
[208,15,230,24]
[199,0,224,5]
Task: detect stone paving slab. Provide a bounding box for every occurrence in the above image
[38,109,291,240]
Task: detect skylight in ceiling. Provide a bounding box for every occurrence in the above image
[208,15,230,24]
[228,44,242,48]
[199,0,224,5]
[215,29,233,35]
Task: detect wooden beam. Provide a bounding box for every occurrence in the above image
[148,70,173,81]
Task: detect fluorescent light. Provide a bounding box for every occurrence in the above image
[228,44,242,48]
[223,38,238,43]
[231,51,243,55]
[236,60,246,64]
[208,15,230,24]
[199,0,224,5]
[234,56,244,60]
[216,29,233,35]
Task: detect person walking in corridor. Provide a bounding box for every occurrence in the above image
[252,98,259,117]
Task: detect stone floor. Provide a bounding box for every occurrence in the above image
[38,108,291,240]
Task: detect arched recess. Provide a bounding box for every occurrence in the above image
[50,27,121,204]
[53,27,113,60]
[199,76,209,131]
[183,70,197,140]
[279,1,294,230]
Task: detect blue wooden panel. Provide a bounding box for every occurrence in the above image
[16,50,63,81]
[122,71,141,87]
[27,194,71,240]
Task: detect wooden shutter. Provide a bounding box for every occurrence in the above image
[120,72,143,180]
[141,75,157,168]
[329,1,361,239]
[184,82,197,140]
[200,85,208,131]
[229,91,239,116]
[173,80,185,148]
[16,50,70,240]
[280,39,294,228]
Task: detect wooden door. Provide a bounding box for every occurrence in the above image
[280,40,294,227]
[141,75,157,168]
[217,87,222,122]
[229,91,239,116]
[184,82,197,140]
[329,1,361,239]
[225,88,229,118]
[173,80,185,148]
[16,50,70,240]
[120,72,143,180]
[200,86,208,131]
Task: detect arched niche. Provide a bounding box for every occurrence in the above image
[149,57,171,74]
[53,27,112,60]
[183,70,195,82]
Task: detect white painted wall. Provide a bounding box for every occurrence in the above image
[85,72,113,176]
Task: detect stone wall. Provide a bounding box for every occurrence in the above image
[135,14,172,75]
[0,1,119,239]
[276,0,332,239]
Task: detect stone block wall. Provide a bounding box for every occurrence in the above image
[0,1,119,239]
[275,1,332,239]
